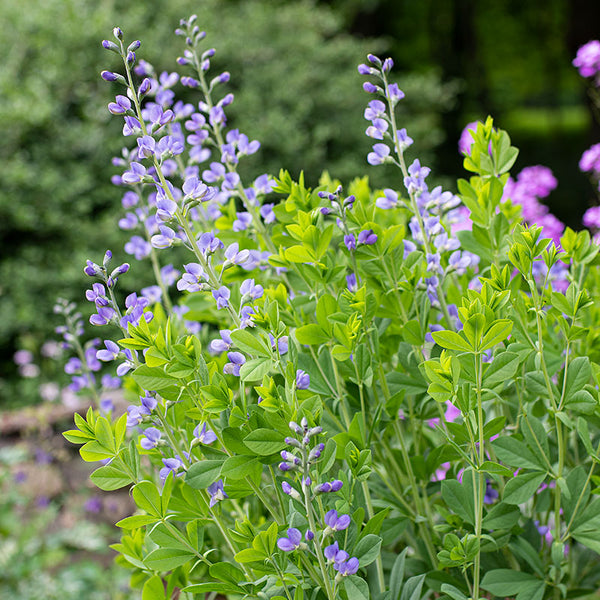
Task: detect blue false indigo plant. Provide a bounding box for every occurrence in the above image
[60,18,600,600]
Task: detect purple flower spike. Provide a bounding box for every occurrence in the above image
[324,509,351,531]
[207,479,228,507]
[277,528,303,552]
[296,369,310,390]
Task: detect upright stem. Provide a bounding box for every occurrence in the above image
[472,352,485,600]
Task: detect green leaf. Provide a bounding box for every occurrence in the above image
[482,502,520,530]
[478,461,514,477]
[462,314,486,350]
[144,548,194,571]
[79,440,114,462]
[400,574,426,600]
[230,329,272,358]
[183,583,242,594]
[115,514,159,529]
[431,330,472,352]
[142,575,166,600]
[503,472,546,505]
[221,455,260,480]
[234,547,266,564]
[484,351,519,387]
[186,460,224,490]
[295,323,330,346]
[480,569,540,597]
[442,477,475,524]
[90,463,132,491]
[564,357,591,398]
[492,436,545,471]
[132,364,178,391]
[284,245,315,263]
[243,429,286,455]
[352,534,382,567]
[239,358,273,382]
[479,319,513,352]
[389,548,408,600]
[344,575,370,600]
[132,481,163,517]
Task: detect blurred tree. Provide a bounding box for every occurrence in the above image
[0,0,456,406]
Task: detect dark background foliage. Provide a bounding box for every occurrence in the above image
[1,0,598,407]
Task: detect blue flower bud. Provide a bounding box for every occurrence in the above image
[113,27,123,41]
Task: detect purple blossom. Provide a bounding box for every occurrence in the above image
[122,162,148,184]
[212,286,230,309]
[335,556,360,576]
[277,528,303,552]
[108,95,132,115]
[124,236,152,260]
[239,305,256,329]
[210,329,233,353]
[120,293,152,328]
[224,242,250,265]
[344,234,356,252]
[315,479,343,493]
[90,305,116,327]
[240,278,264,300]
[573,40,600,78]
[177,263,206,292]
[346,273,358,292]
[583,206,600,229]
[458,122,479,155]
[367,143,390,166]
[193,423,217,445]
[296,370,310,390]
[97,340,120,362]
[151,225,176,249]
[141,427,162,450]
[387,83,404,103]
[376,188,399,209]
[324,509,351,531]
[233,212,252,232]
[223,351,246,376]
[159,457,183,481]
[160,264,180,286]
[260,203,276,223]
[580,144,600,174]
[207,479,228,506]
[358,229,377,245]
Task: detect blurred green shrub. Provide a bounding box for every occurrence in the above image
[0,0,456,406]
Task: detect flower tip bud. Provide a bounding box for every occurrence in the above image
[113,27,123,41]
[101,70,118,82]
[367,53,381,65]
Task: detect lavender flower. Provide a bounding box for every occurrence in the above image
[140,427,162,450]
[207,479,228,507]
[212,286,230,309]
[296,370,310,390]
[159,457,183,480]
[193,423,217,444]
[277,528,303,552]
[324,509,351,532]
[223,351,245,376]
[210,329,233,353]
